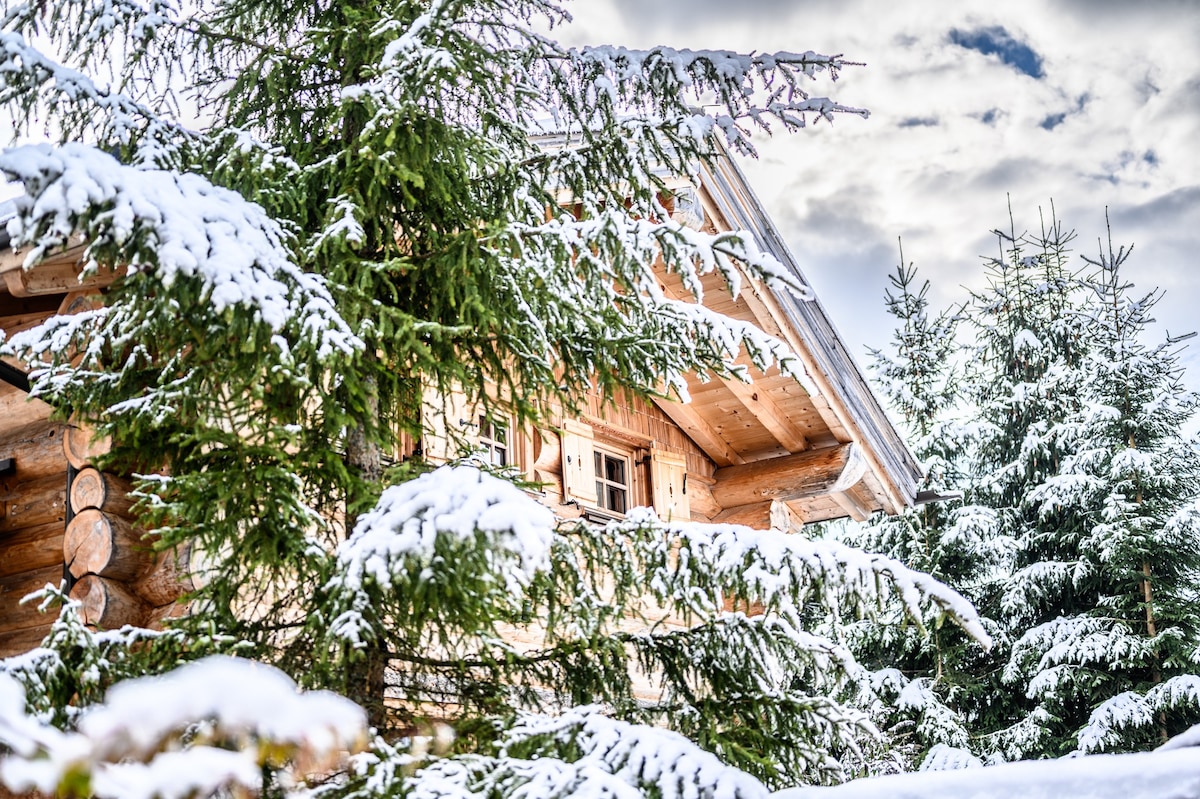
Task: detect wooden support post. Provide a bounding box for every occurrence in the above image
[64,508,152,581]
[69,574,149,630]
[711,443,863,509]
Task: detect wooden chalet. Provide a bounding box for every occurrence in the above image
[0,150,924,658]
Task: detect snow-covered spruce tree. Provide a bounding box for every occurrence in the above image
[951,205,1097,759]
[847,254,1002,771]
[0,0,991,794]
[1004,223,1200,756]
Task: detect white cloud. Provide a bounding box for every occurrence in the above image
[553,0,1200,402]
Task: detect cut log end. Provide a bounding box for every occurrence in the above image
[63,423,112,470]
[64,508,153,581]
[69,574,149,629]
[69,466,135,515]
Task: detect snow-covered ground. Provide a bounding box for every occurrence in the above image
[779,742,1200,799]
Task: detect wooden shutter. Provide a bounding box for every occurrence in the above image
[422,386,475,462]
[560,419,598,504]
[651,448,690,521]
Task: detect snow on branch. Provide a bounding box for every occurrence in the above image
[335,464,555,591]
[0,656,367,799]
[0,143,360,359]
[0,28,144,118]
[495,208,815,399]
[624,510,990,649]
[499,708,771,799]
[342,710,771,799]
[1078,692,1153,754]
[551,46,867,156]
[354,5,865,165]
[327,465,556,645]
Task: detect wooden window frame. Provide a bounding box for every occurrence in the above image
[593,444,632,516]
[475,413,510,468]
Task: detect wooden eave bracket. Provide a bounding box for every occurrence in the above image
[0,245,115,298]
[711,442,867,510]
[0,359,30,393]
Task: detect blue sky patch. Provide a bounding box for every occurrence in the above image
[949,26,1045,78]
[1041,112,1067,130]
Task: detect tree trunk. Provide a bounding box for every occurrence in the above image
[344,363,388,731]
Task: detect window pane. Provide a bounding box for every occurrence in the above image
[606,457,625,484]
[609,486,627,514]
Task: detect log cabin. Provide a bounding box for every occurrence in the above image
[0,149,925,658]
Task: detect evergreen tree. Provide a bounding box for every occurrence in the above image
[852,207,1200,766]
[1005,221,1200,755]
[956,205,1095,759]
[849,251,1003,770]
[0,1,989,796]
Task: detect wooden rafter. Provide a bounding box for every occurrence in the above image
[0,246,115,298]
[656,278,810,455]
[718,374,809,453]
[650,395,746,468]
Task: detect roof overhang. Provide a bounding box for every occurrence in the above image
[649,146,924,525]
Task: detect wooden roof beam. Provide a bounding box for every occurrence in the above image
[830,489,874,523]
[650,395,746,468]
[0,246,114,298]
[720,373,809,453]
[655,279,809,455]
[711,443,867,509]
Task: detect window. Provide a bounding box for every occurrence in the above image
[593,447,630,514]
[477,414,508,467]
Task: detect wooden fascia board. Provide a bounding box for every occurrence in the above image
[710,442,865,509]
[698,152,922,511]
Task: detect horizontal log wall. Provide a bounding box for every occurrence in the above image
[1,403,187,656]
[0,393,67,657]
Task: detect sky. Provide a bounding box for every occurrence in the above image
[547,0,1200,400]
[2,1,1196,405]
